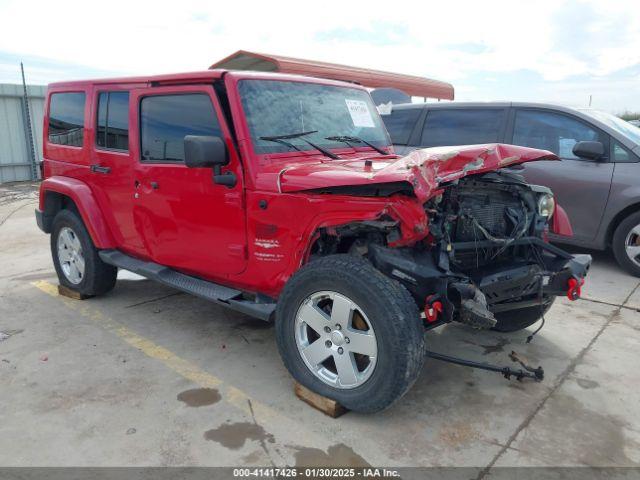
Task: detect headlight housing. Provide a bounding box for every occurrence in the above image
[537,193,555,218]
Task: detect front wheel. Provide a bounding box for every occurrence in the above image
[612,211,640,277]
[275,255,425,413]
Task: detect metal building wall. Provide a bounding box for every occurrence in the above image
[0,83,45,183]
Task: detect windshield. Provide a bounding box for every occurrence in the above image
[238,79,391,154]
[580,109,640,145]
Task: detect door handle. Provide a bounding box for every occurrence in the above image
[150,181,159,190]
[90,165,111,174]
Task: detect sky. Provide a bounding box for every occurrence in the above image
[0,0,638,113]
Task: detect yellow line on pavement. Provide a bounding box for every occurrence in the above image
[30,280,276,422]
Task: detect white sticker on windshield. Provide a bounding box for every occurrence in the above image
[345,99,375,128]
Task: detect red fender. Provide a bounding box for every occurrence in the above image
[39,176,116,248]
[551,204,573,237]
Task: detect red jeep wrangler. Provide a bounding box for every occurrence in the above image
[36,69,590,412]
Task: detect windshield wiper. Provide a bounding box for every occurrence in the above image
[325,135,389,156]
[260,131,340,160]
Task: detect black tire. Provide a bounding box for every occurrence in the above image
[51,209,117,296]
[275,255,425,413]
[612,211,640,277]
[491,298,554,333]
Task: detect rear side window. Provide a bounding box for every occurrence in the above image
[382,108,422,145]
[48,92,85,147]
[140,94,221,162]
[513,110,602,160]
[420,109,505,147]
[97,92,129,151]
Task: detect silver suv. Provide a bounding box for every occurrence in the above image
[381,102,640,276]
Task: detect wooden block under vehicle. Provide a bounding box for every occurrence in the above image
[57,284,93,300]
[294,382,348,418]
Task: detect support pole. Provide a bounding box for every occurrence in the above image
[20,62,38,181]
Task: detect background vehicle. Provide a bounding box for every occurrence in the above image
[381,102,640,276]
[36,72,589,412]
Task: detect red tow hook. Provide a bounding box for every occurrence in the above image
[567,277,584,301]
[425,296,443,323]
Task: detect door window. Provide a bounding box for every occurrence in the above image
[420,109,505,147]
[96,92,130,151]
[610,140,640,163]
[382,107,422,145]
[513,110,602,160]
[48,92,85,146]
[140,94,222,163]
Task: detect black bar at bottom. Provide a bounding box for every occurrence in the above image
[425,350,544,381]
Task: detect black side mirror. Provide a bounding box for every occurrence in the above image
[184,135,236,187]
[572,141,605,161]
[184,135,227,168]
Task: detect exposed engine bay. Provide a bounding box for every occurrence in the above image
[312,169,591,331]
[426,170,552,272]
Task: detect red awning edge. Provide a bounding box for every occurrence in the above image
[210,50,454,100]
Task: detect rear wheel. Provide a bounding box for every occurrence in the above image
[276,255,425,413]
[612,211,640,277]
[51,209,117,296]
[491,298,555,333]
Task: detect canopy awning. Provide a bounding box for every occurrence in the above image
[210,50,454,100]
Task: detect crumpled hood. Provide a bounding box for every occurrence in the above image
[274,144,558,202]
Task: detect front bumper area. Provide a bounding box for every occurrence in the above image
[368,237,592,327]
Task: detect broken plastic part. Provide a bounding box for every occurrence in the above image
[451,283,497,329]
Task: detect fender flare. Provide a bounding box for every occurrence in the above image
[39,176,116,248]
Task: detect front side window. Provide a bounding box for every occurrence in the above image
[238,80,390,154]
[48,92,85,146]
[513,110,602,160]
[612,141,637,163]
[97,92,130,151]
[140,94,221,162]
[420,109,505,147]
[382,107,422,145]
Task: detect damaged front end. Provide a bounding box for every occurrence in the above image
[368,169,591,330]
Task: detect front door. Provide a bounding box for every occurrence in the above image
[509,108,613,243]
[129,85,246,277]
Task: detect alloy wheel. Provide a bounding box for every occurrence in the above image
[625,224,640,268]
[295,291,377,389]
[57,226,85,284]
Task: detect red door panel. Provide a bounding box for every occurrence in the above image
[129,85,247,278]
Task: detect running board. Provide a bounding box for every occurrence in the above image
[98,249,276,321]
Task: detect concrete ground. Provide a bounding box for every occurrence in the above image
[1,182,639,470]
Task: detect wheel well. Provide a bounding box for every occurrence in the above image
[40,191,78,232]
[606,203,640,246]
[307,221,395,261]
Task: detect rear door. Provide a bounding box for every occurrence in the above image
[89,88,144,253]
[129,85,246,277]
[508,108,613,243]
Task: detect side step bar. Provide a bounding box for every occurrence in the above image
[98,249,276,321]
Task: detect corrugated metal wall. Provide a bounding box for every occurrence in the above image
[0,83,45,183]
